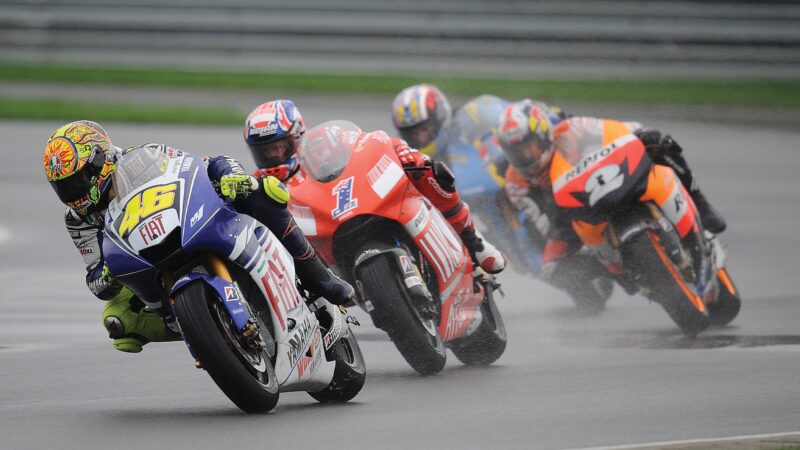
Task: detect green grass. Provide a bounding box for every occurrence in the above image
[1,62,798,124]
[0,96,243,124]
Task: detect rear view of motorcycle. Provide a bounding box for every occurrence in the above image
[550,131,741,336]
[102,147,365,413]
[289,120,507,375]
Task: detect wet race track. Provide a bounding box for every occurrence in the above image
[1,102,799,449]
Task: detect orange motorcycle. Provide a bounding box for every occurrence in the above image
[288,120,507,374]
[550,124,740,336]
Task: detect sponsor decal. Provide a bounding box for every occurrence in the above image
[399,255,414,273]
[354,248,380,266]
[331,176,358,219]
[367,154,404,199]
[190,205,204,227]
[418,211,463,282]
[79,247,94,256]
[137,212,167,246]
[287,316,315,370]
[180,157,194,172]
[297,329,322,377]
[404,275,423,288]
[224,285,241,302]
[259,244,303,329]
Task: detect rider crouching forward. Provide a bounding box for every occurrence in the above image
[495,100,727,296]
[42,121,354,353]
[242,99,507,275]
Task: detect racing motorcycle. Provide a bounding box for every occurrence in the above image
[446,95,542,275]
[101,146,365,413]
[288,120,507,375]
[550,131,741,335]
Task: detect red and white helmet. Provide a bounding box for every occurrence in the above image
[244,100,305,181]
[495,99,553,176]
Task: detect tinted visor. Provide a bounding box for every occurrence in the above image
[505,135,550,174]
[398,120,437,149]
[49,158,100,203]
[249,138,295,169]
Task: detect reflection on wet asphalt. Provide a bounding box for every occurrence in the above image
[609,334,800,350]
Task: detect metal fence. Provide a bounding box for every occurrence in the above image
[1,0,799,78]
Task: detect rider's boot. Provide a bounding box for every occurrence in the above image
[295,254,355,306]
[460,225,507,274]
[102,289,181,353]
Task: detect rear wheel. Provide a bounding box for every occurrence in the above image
[174,281,279,413]
[309,328,366,403]
[357,251,446,375]
[448,281,507,366]
[707,268,741,327]
[621,231,710,336]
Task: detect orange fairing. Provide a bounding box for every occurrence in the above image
[639,164,699,238]
[572,220,608,246]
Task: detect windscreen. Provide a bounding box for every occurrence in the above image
[299,120,362,183]
[113,146,170,199]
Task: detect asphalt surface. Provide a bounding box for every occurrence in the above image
[1,103,800,449]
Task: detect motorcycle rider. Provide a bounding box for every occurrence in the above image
[244,99,506,275]
[42,120,355,353]
[495,100,727,297]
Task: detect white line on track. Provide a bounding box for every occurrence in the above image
[572,431,800,450]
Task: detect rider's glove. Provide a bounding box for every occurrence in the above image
[87,263,123,300]
[218,174,259,201]
[634,129,683,159]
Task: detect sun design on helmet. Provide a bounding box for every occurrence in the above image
[43,138,78,181]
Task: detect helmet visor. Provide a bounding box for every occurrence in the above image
[505,135,550,175]
[49,158,99,203]
[249,138,295,169]
[398,120,437,150]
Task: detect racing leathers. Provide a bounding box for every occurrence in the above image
[67,143,352,353]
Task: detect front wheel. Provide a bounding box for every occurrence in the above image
[357,251,447,375]
[309,327,366,403]
[173,280,279,413]
[448,281,507,366]
[621,230,710,336]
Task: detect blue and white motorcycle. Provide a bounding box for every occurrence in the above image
[446,95,543,275]
[102,146,365,413]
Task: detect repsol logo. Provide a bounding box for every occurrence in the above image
[564,146,613,183]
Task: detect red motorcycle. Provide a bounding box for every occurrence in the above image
[287,120,507,374]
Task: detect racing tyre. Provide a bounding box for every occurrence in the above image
[174,280,279,413]
[707,268,741,327]
[357,250,447,375]
[621,230,710,337]
[448,282,507,366]
[309,328,366,403]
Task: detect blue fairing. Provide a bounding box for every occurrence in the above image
[103,151,247,319]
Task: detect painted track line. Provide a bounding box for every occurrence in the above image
[574,431,800,450]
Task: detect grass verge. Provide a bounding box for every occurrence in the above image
[2,62,799,124]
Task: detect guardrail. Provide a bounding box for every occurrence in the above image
[1,0,798,78]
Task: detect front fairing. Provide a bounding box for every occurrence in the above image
[102,150,240,304]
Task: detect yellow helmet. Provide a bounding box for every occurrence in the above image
[43,120,116,216]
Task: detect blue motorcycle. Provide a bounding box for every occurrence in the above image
[102,146,365,413]
[446,95,543,275]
